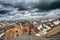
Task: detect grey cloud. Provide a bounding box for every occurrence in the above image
[0,0,60,21]
[35,0,60,11]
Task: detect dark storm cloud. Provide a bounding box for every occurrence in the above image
[35,0,60,11]
[0,10,8,14]
[0,0,60,12]
[12,0,60,11]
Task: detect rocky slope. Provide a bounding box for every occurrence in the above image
[0,18,60,40]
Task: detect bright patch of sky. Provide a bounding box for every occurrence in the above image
[24,0,39,3]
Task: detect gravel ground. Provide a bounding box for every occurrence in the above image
[10,34,48,40]
[10,34,60,40]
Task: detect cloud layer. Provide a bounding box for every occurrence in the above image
[0,0,60,21]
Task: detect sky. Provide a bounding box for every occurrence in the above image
[0,0,60,21]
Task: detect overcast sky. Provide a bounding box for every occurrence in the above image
[0,0,60,20]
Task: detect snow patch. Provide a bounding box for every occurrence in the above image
[43,24,51,30]
[35,34,40,36]
[37,25,43,30]
[0,33,4,38]
[53,20,60,25]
